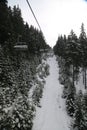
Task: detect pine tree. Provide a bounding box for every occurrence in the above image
[66,82,76,116]
[12,5,24,42]
[0,0,9,44]
[81,92,87,129]
[73,91,85,130]
[53,35,66,57]
[79,23,87,89]
[65,30,80,86]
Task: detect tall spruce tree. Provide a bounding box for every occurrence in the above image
[65,30,80,86]
[0,0,9,45]
[79,23,87,89]
[12,5,24,42]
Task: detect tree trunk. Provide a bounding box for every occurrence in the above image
[82,67,85,85]
[85,68,86,89]
[72,64,74,87]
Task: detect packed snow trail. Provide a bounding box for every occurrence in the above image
[32,55,70,130]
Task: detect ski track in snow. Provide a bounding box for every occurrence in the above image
[32,55,70,130]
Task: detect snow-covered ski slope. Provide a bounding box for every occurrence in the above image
[32,55,70,130]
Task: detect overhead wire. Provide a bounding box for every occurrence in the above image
[26,0,42,32]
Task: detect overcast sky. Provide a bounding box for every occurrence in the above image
[8,0,87,47]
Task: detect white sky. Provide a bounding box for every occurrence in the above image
[8,0,87,47]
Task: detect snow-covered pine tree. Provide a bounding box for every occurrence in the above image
[81,92,87,129]
[66,82,76,117]
[65,30,81,87]
[73,90,85,130]
[79,23,87,89]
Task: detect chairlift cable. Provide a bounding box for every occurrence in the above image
[26,0,42,32]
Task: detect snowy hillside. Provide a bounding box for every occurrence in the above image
[0,50,49,129]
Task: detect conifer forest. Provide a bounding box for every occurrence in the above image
[1,0,87,130]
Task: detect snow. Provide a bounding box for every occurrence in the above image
[75,69,86,94]
[14,45,28,50]
[14,45,28,48]
[32,55,70,130]
[3,106,12,113]
[28,57,47,103]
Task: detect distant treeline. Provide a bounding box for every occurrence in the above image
[0,0,50,54]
